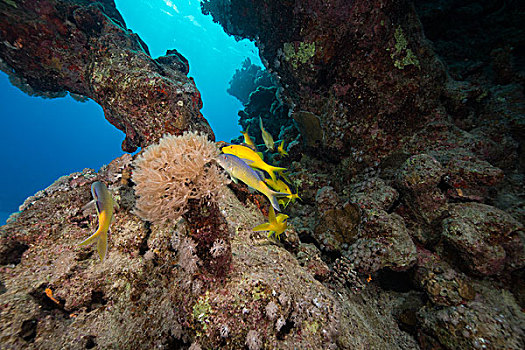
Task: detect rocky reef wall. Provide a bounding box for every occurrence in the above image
[202,0,447,162]
[0,0,213,152]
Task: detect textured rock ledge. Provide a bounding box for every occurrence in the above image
[0,155,424,349]
[0,0,213,152]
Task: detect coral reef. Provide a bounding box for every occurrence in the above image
[1,0,525,349]
[0,0,212,152]
[202,0,446,162]
[227,58,274,105]
[0,159,423,349]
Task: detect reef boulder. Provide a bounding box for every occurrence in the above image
[0,0,212,152]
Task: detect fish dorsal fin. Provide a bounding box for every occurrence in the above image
[82,200,96,212]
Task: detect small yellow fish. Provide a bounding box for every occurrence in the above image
[266,177,301,209]
[79,181,119,261]
[253,206,289,240]
[259,117,274,152]
[222,144,286,181]
[278,192,302,209]
[277,140,288,157]
[265,178,292,195]
[240,126,257,150]
[216,154,288,211]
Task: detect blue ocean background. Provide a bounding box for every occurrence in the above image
[0,0,261,224]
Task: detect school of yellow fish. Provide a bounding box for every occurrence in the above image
[80,119,298,261]
[219,121,299,240]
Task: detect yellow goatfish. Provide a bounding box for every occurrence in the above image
[253,206,289,240]
[79,181,119,261]
[259,117,274,151]
[265,178,292,196]
[266,178,301,209]
[216,154,288,211]
[222,144,286,181]
[277,140,288,157]
[240,126,257,150]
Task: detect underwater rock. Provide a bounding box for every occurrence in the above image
[344,177,417,273]
[202,0,446,162]
[227,58,274,105]
[0,0,212,152]
[347,211,417,274]
[442,203,524,276]
[415,0,525,84]
[315,186,340,212]
[296,243,330,281]
[418,282,525,350]
[292,111,324,148]
[350,178,399,212]
[445,155,504,201]
[0,155,419,349]
[396,154,448,244]
[313,201,361,253]
[413,247,476,307]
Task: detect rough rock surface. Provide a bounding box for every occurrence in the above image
[0,157,423,349]
[0,0,213,152]
[202,0,447,162]
[442,203,524,276]
[418,282,525,350]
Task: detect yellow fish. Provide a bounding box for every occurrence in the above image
[240,126,257,150]
[277,140,288,157]
[222,144,286,181]
[79,181,119,261]
[253,206,289,240]
[278,192,301,209]
[216,154,287,211]
[265,178,292,195]
[259,117,274,152]
[266,178,301,208]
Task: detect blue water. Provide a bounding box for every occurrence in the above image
[0,0,260,224]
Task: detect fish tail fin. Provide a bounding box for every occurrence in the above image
[269,195,281,212]
[97,230,108,261]
[79,227,108,261]
[268,166,287,181]
[253,223,272,232]
[78,229,100,247]
[267,190,288,212]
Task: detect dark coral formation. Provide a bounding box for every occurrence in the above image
[203,0,446,162]
[0,0,213,152]
[227,58,274,105]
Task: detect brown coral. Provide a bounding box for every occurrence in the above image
[132,131,228,224]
